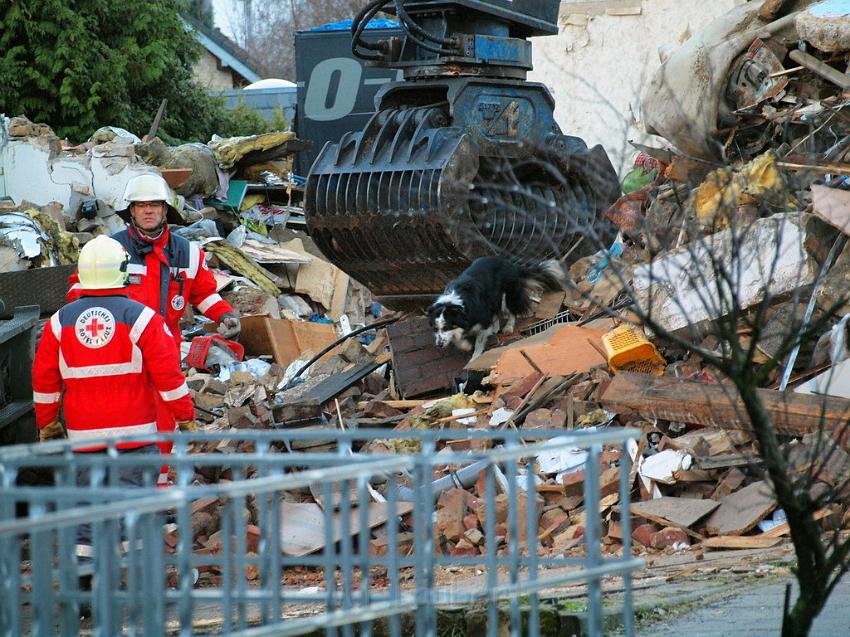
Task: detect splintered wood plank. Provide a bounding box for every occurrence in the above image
[532,290,567,321]
[702,536,784,550]
[630,497,719,530]
[705,481,775,536]
[600,372,850,436]
[280,501,414,557]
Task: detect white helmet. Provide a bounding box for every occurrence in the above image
[122,173,173,205]
[77,236,130,290]
[119,173,184,224]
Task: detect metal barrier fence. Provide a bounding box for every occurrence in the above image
[0,428,643,636]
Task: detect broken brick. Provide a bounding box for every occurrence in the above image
[524,408,554,429]
[632,523,658,547]
[437,487,476,512]
[563,470,585,498]
[246,525,260,553]
[476,493,509,529]
[436,497,466,542]
[650,526,690,550]
[539,508,570,537]
[452,538,479,556]
[464,528,484,546]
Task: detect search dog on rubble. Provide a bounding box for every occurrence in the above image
[427,256,567,360]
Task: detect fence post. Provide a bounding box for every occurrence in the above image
[584,443,603,635]
[415,437,436,636]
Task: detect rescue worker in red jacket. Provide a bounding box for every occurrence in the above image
[67,174,240,457]
[35,234,198,447]
[34,235,197,607]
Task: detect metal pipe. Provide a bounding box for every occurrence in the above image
[396,459,489,501]
[790,49,850,91]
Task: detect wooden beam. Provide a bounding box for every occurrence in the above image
[600,372,850,437]
[702,536,784,550]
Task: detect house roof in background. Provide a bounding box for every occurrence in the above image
[183,15,262,84]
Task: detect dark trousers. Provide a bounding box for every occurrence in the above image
[75,444,159,559]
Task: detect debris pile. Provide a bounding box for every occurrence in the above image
[5,0,850,581]
[166,0,850,566]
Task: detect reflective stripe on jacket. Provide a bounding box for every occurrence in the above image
[67,225,233,346]
[32,290,194,450]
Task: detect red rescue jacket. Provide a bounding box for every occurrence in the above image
[32,289,195,450]
[67,225,233,346]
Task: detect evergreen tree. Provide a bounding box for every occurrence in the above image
[0,0,263,142]
[183,0,214,29]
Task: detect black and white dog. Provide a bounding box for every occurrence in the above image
[427,256,567,359]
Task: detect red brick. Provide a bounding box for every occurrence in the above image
[562,470,585,498]
[463,513,480,531]
[650,527,690,550]
[244,552,260,581]
[524,408,554,429]
[463,528,484,546]
[437,487,475,513]
[562,525,584,540]
[470,438,493,452]
[246,525,260,553]
[632,523,657,547]
[191,496,218,515]
[451,538,478,556]
[507,493,544,547]
[436,496,466,542]
[539,509,570,537]
[164,529,179,552]
[363,400,403,418]
[600,466,621,498]
[476,493,509,528]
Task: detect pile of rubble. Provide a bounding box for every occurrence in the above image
[0,113,381,398]
[164,0,850,566]
[6,0,850,579]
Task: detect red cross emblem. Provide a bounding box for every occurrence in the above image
[85,318,103,338]
[75,308,115,349]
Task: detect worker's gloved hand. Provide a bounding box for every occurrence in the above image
[217,312,241,339]
[39,420,65,442]
[177,419,199,432]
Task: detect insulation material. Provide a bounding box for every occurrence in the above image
[691,152,791,229]
[209,131,297,169]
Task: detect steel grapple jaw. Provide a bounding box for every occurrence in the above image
[305,0,621,309]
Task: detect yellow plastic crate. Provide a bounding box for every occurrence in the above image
[601,324,666,375]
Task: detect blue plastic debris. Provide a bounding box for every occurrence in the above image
[587,240,626,285]
[308,18,399,32]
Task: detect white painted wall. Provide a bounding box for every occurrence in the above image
[529,0,748,174]
[0,118,157,220]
